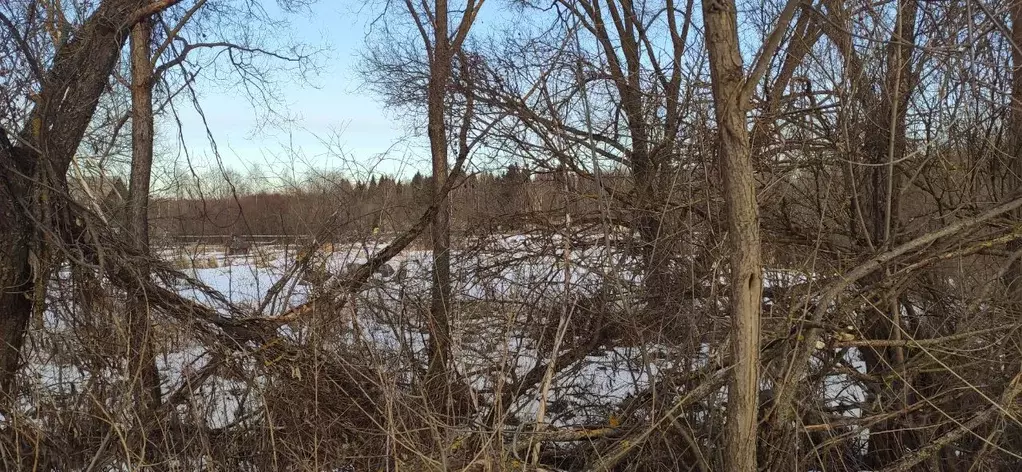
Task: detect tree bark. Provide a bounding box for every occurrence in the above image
[126,14,164,455]
[425,0,455,410]
[0,167,32,405]
[702,0,763,469]
[0,0,177,407]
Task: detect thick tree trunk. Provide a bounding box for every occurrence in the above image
[127,14,163,434]
[0,175,32,405]
[702,0,763,469]
[128,17,156,252]
[0,0,172,407]
[426,0,454,407]
[592,2,677,337]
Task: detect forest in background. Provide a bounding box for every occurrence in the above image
[134,165,623,240]
[5,0,1022,470]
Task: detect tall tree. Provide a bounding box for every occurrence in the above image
[701,1,761,468]
[0,0,179,404]
[476,0,699,330]
[399,0,485,409]
[702,0,799,468]
[125,11,163,458]
[859,0,920,465]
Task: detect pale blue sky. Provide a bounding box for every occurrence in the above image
[170,1,426,181]
[165,0,710,184]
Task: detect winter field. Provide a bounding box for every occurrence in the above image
[15,233,871,470]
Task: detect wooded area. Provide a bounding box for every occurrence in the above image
[4,0,1022,470]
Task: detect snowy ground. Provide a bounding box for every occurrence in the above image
[25,235,868,435]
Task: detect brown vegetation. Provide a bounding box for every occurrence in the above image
[4,0,1022,470]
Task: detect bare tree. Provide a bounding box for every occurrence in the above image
[701,0,800,468]
[0,0,182,404]
[123,10,165,462]
[363,0,486,413]
[8,0,1022,469]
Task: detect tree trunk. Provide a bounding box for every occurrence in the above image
[702,0,763,469]
[127,13,163,443]
[0,0,171,408]
[0,171,32,405]
[426,0,454,408]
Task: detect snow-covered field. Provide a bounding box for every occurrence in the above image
[24,235,868,439]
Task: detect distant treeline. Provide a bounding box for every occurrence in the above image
[146,165,632,242]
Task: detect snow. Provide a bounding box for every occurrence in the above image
[21,234,869,440]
